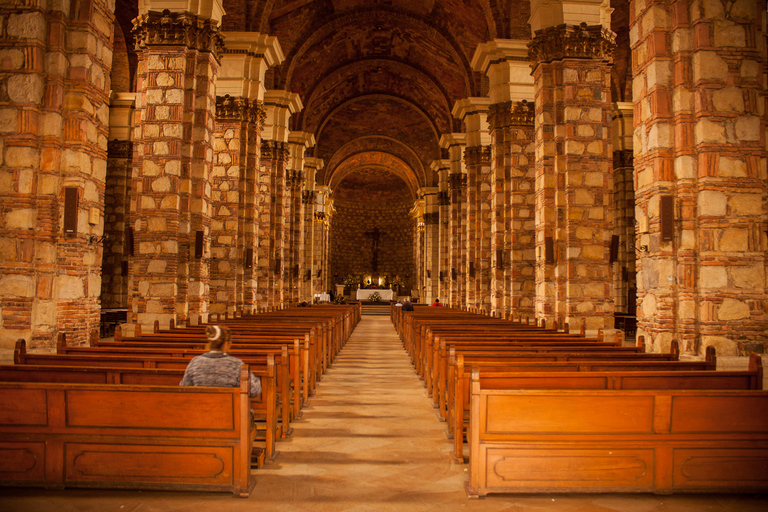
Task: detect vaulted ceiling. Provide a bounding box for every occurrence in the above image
[116,1,630,205]
[220,0,534,200]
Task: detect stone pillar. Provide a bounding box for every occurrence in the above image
[313,186,332,295]
[259,91,302,308]
[433,159,451,302]
[472,39,537,320]
[211,97,264,317]
[528,0,616,333]
[301,158,323,301]
[412,198,426,301]
[103,93,136,311]
[215,32,283,315]
[440,134,467,308]
[612,102,636,318]
[421,188,439,303]
[454,99,492,313]
[632,0,768,355]
[287,132,315,304]
[0,0,114,351]
[129,7,223,331]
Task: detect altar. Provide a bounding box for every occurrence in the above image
[355,289,395,301]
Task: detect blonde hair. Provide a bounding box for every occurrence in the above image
[205,325,231,351]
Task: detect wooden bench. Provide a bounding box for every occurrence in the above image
[0,366,256,496]
[15,339,295,441]
[449,351,762,462]
[466,368,768,496]
[0,360,280,462]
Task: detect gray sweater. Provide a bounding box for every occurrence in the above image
[180,351,262,397]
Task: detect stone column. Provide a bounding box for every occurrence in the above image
[433,159,451,302]
[472,39,537,320]
[440,133,467,308]
[454,99,492,313]
[612,102,636,318]
[214,32,282,315]
[632,0,767,355]
[103,93,136,311]
[287,132,315,304]
[211,97,264,317]
[421,188,439,303]
[412,198,426,301]
[0,0,113,349]
[259,90,302,308]
[528,0,616,333]
[301,158,323,301]
[129,7,223,331]
[313,186,331,296]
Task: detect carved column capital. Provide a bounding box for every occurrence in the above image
[449,173,467,191]
[528,23,616,67]
[132,9,225,61]
[464,146,492,166]
[488,100,535,129]
[261,140,290,161]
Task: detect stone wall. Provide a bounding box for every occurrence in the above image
[330,198,415,294]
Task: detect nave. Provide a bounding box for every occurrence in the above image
[1,316,767,512]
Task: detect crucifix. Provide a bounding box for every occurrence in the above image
[363,227,383,272]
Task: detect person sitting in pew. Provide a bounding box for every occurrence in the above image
[402,299,414,311]
[431,298,443,307]
[181,325,262,397]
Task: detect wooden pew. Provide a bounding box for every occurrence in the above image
[15,339,295,440]
[428,341,682,423]
[0,360,280,462]
[449,351,762,462]
[465,368,768,496]
[0,366,256,496]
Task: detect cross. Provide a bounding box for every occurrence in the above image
[363,227,383,272]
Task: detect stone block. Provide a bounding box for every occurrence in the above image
[146,300,165,314]
[712,86,745,113]
[166,89,184,105]
[0,109,18,133]
[5,146,40,168]
[149,283,176,297]
[731,193,762,216]
[165,160,181,176]
[699,265,728,288]
[692,51,728,82]
[153,141,169,155]
[698,190,727,216]
[0,275,34,297]
[714,21,746,47]
[735,116,760,141]
[741,60,760,79]
[5,208,35,229]
[163,123,183,138]
[717,156,747,177]
[159,193,182,212]
[7,11,46,40]
[730,264,765,290]
[151,176,171,192]
[54,275,84,300]
[679,300,696,319]
[718,228,748,252]
[694,118,726,144]
[582,244,604,260]
[717,297,750,320]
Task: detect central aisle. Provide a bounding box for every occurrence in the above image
[253,315,472,510]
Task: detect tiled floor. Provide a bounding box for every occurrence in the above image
[1,316,767,512]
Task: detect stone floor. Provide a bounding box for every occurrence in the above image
[1,316,767,512]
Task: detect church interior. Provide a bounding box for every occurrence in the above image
[1,0,768,507]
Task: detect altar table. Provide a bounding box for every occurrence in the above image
[356,289,395,301]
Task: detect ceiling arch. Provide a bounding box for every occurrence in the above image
[322,135,427,190]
